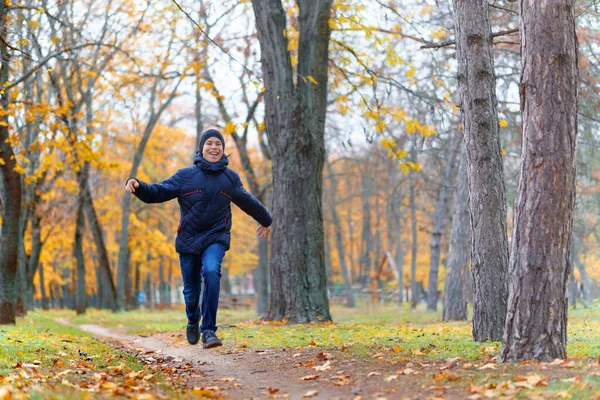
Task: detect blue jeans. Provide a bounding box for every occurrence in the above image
[179,243,225,332]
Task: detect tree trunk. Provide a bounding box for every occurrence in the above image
[359,172,373,288]
[39,263,49,310]
[134,263,141,308]
[74,162,89,315]
[26,214,42,310]
[443,147,471,321]
[0,1,21,324]
[427,138,459,311]
[326,162,355,308]
[500,0,579,362]
[253,0,332,323]
[409,169,418,308]
[452,0,509,341]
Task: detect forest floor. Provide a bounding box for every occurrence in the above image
[2,303,600,399]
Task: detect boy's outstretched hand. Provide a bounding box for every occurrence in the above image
[256,225,270,238]
[125,179,139,193]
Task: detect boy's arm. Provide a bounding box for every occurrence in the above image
[228,171,272,227]
[127,171,182,203]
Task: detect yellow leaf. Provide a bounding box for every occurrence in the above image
[307,75,318,85]
[222,121,237,135]
[499,119,508,128]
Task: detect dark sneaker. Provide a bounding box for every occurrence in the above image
[186,322,200,345]
[202,330,223,349]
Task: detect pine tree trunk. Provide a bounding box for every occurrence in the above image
[500,0,578,362]
[452,0,509,341]
[253,0,332,323]
[443,148,471,321]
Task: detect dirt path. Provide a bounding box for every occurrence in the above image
[62,322,449,399]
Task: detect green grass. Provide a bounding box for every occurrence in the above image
[0,313,179,399]
[17,303,600,399]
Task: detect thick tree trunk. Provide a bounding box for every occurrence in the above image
[452,0,509,341]
[0,2,21,324]
[427,138,459,311]
[500,0,579,362]
[253,0,332,323]
[443,148,471,321]
[359,173,373,288]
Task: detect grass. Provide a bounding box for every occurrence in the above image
[0,313,181,399]
[5,302,600,399]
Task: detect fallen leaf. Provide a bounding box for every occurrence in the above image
[293,353,301,358]
[367,372,381,377]
[268,388,279,394]
[384,375,398,382]
[100,381,118,390]
[304,361,316,367]
[313,361,331,371]
[303,390,319,398]
[300,375,319,381]
[220,377,237,382]
[57,369,73,377]
[142,374,155,382]
[410,349,425,356]
[191,387,215,397]
[478,363,496,370]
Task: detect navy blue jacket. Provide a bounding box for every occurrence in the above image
[132,153,272,255]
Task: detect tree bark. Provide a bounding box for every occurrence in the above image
[74,165,88,315]
[0,1,21,325]
[452,0,509,341]
[253,0,332,323]
[500,0,579,362]
[427,138,459,311]
[443,147,471,321]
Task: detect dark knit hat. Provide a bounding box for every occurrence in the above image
[199,128,225,151]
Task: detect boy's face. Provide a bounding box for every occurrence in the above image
[202,137,223,163]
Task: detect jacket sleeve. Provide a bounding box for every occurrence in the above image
[130,170,182,204]
[228,171,273,227]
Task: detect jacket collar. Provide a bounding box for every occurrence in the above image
[194,151,229,172]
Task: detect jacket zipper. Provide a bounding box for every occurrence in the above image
[183,189,202,196]
[220,190,232,200]
[177,215,187,233]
